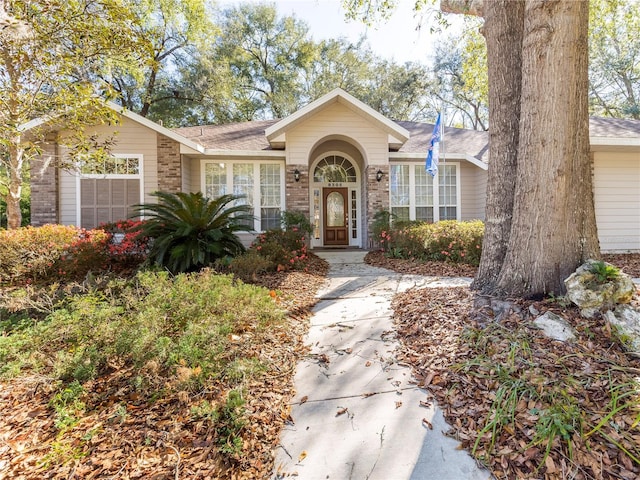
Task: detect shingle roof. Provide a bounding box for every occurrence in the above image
[395,121,489,162]
[176,120,277,151]
[589,116,640,138]
[173,116,639,162]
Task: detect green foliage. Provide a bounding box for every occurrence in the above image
[589,260,620,284]
[49,381,86,431]
[589,0,640,119]
[375,219,484,266]
[251,227,310,272]
[215,389,246,456]
[0,270,283,384]
[370,210,395,250]
[1,0,148,227]
[190,389,247,456]
[134,191,253,273]
[281,210,313,235]
[228,251,274,282]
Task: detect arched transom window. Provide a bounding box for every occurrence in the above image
[313,155,357,183]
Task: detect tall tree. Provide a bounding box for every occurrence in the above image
[588,0,640,119]
[348,0,599,297]
[0,0,145,229]
[213,3,315,119]
[106,0,216,120]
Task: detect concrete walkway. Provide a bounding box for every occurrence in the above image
[273,251,492,480]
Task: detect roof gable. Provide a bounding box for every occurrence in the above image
[264,88,410,149]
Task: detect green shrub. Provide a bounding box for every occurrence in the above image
[421,220,485,265]
[380,220,484,266]
[281,210,313,235]
[133,192,253,273]
[251,227,309,271]
[228,251,275,282]
[0,225,79,284]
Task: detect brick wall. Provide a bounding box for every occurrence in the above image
[365,165,389,247]
[30,139,58,226]
[285,164,310,217]
[157,134,182,193]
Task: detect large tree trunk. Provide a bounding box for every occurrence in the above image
[471,0,524,294]
[495,0,599,296]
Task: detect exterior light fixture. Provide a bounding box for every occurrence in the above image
[376,169,383,182]
[293,169,301,182]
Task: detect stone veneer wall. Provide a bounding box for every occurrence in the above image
[285,164,310,217]
[157,134,182,193]
[30,138,58,226]
[366,165,389,247]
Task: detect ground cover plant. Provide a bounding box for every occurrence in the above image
[0,221,329,479]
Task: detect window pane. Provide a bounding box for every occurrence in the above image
[313,156,356,183]
[391,206,409,222]
[260,164,281,208]
[439,164,457,206]
[440,206,457,220]
[390,165,410,206]
[205,163,227,199]
[415,165,434,206]
[233,164,253,206]
[261,207,281,231]
[416,206,434,222]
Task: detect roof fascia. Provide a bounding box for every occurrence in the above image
[589,136,640,148]
[389,151,489,171]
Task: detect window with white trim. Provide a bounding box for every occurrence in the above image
[77,154,143,229]
[389,163,459,222]
[202,161,284,231]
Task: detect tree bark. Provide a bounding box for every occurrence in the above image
[495,0,599,296]
[471,0,524,294]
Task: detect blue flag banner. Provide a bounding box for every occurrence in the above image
[426,113,441,177]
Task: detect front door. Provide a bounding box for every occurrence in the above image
[323,187,349,245]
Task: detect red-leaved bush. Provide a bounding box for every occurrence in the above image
[0,221,149,285]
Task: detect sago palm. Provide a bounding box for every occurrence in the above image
[134,191,254,273]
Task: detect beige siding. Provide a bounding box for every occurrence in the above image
[59,170,78,225]
[285,102,389,168]
[460,162,478,221]
[187,157,201,193]
[594,151,640,252]
[57,117,158,225]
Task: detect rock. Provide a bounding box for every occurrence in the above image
[564,259,636,318]
[533,312,576,342]
[604,305,640,355]
[529,305,540,316]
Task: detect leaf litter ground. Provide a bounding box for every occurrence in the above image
[367,252,640,480]
[0,255,328,480]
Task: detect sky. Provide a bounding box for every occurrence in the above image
[218,0,464,64]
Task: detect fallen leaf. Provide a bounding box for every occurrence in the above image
[298,451,307,462]
[336,407,348,416]
[299,395,308,405]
